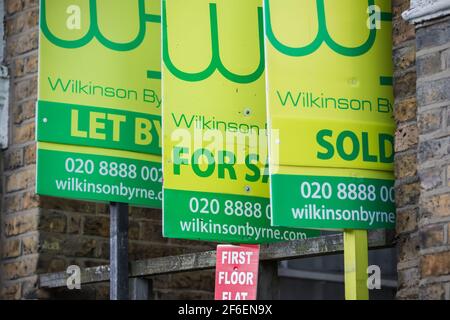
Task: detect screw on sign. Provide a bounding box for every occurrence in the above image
[215,245,260,300]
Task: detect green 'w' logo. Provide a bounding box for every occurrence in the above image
[40,0,160,51]
[163,0,265,84]
[264,0,391,57]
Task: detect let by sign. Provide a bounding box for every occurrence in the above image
[215,245,260,300]
[37,0,162,208]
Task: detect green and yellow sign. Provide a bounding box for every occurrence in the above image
[37,0,162,207]
[264,0,395,230]
[162,0,318,243]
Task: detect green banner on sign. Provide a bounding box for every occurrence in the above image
[37,145,162,207]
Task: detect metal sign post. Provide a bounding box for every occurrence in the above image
[110,202,129,300]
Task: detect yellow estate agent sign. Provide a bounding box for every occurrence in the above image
[37,0,163,207]
[264,0,396,230]
[162,0,318,243]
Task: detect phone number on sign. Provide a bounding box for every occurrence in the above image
[188,197,271,220]
[299,181,395,203]
[64,157,162,182]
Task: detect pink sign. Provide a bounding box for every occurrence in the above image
[214,244,260,300]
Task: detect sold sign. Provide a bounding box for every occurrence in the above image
[264,0,395,230]
[215,245,260,300]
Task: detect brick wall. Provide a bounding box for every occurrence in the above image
[414,15,450,300]
[0,0,215,300]
[395,1,450,299]
[393,0,421,299]
[0,0,40,300]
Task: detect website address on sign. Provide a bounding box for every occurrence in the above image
[55,178,162,201]
[179,218,308,242]
[292,204,396,226]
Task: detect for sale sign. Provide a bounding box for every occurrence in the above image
[161,0,319,243]
[215,245,260,300]
[37,0,162,207]
[264,0,396,230]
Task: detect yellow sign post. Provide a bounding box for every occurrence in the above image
[344,230,369,300]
